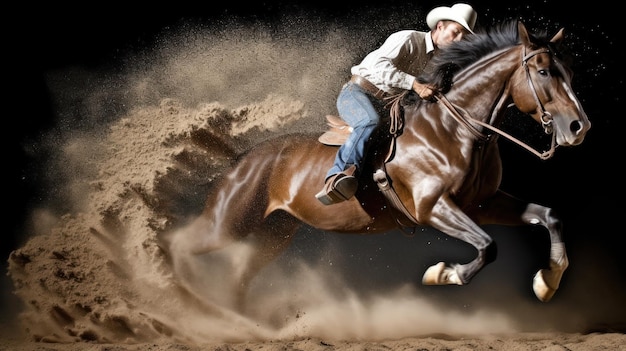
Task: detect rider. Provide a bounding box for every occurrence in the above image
[316,3,478,205]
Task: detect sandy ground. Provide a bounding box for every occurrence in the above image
[1,331,625,351]
[5,12,624,351]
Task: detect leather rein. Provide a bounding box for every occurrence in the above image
[374,45,566,230]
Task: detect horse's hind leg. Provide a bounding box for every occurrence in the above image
[232,210,302,313]
[163,199,301,313]
[161,153,298,312]
[160,213,244,310]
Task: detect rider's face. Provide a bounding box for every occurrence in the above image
[435,21,470,48]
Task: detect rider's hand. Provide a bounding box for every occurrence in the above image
[413,81,436,100]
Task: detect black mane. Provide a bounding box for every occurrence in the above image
[417,20,564,93]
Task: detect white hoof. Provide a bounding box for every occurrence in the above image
[533,270,556,302]
[422,262,462,285]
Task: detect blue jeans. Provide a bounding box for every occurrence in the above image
[325,82,382,180]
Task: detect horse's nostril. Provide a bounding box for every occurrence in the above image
[570,120,582,134]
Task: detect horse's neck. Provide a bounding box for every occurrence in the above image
[394,47,522,163]
[392,47,523,162]
[449,47,521,125]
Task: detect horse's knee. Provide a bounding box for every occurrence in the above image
[523,203,561,229]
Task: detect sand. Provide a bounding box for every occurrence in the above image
[5,11,624,351]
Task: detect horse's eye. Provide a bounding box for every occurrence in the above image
[538,69,549,76]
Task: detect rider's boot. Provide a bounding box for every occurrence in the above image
[315,165,358,205]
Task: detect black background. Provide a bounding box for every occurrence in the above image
[5,1,624,328]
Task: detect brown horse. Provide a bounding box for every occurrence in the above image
[164,21,590,312]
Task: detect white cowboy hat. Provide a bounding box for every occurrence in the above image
[426,3,478,33]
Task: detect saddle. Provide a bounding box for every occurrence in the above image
[317,115,352,146]
[317,90,410,147]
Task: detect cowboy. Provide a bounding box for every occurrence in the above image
[316,3,478,205]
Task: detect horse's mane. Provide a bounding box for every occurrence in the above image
[418,20,568,93]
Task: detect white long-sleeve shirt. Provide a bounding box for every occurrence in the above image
[351,30,435,94]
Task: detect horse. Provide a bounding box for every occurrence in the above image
[163,20,590,313]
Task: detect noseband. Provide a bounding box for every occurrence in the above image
[522,46,569,135]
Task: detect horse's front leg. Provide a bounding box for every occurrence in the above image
[523,203,569,302]
[420,195,497,286]
[471,190,569,302]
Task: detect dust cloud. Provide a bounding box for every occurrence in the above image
[6,12,624,346]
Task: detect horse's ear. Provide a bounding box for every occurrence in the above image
[517,21,530,45]
[551,28,565,44]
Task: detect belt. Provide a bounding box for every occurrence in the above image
[350,75,388,100]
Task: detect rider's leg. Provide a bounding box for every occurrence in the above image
[316,82,380,205]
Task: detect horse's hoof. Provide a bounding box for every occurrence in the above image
[533,269,556,302]
[423,262,445,285]
[422,262,462,285]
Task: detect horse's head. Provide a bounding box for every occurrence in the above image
[510,22,591,147]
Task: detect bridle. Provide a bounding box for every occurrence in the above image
[523,47,555,135]
[434,44,573,160]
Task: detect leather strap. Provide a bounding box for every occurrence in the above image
[350,75,388,100]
